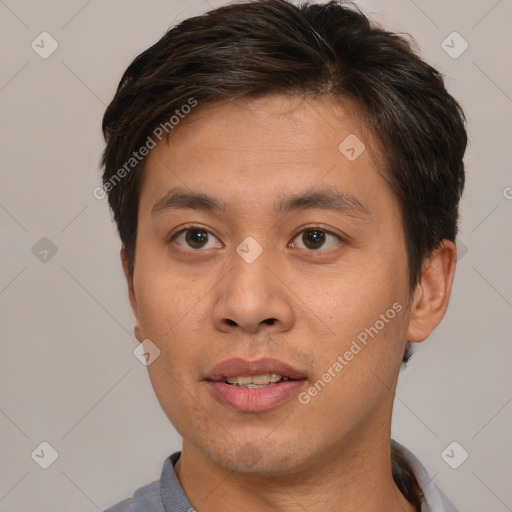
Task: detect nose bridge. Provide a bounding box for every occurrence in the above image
[212,239,294,333]
[228,241,273,312]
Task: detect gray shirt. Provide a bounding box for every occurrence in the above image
[103,441,459,511]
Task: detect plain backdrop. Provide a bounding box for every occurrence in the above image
[1,0,511,510]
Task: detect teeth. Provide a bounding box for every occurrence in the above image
[225,374,286,386]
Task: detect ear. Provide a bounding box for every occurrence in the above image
[406,240,457,343]
[120,248,144,343]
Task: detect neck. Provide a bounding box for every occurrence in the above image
[174,430,417,512]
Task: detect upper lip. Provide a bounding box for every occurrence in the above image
[206,358,307,381]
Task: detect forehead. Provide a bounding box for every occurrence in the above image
[139,94,387,214]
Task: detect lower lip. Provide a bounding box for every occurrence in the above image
[207,380,306,412]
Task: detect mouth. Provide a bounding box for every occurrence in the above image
[223,374,296,388]
[205,357,308,412]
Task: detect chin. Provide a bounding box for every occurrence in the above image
[198,436,314,476]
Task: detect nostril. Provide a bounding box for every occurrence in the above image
[222,318,276,328]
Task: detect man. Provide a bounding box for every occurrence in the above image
[100,0,467,510]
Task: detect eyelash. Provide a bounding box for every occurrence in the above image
[168,224,344,252]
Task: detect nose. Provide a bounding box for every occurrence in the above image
[211,248,295,335]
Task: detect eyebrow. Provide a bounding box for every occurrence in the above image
[274,188,369,218]
[152,188,226,215]
[151,186,370,218]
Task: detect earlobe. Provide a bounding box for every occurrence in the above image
[120,248,144,343]
[406,240,457,343]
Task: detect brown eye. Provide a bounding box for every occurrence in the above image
[185,229,208,248]
[290,228,341,251]
[302,229,326,249]
[173,228,222,250]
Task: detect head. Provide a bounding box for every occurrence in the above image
[100,0,466,497]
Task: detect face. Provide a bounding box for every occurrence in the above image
[126,95,415,475]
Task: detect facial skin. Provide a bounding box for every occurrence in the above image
[121,95,457,512]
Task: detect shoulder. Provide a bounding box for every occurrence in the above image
[392,440,460,512]
[103,480,163,512]
[103,452,188,512]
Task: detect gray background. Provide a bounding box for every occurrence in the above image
[1,0,511,510]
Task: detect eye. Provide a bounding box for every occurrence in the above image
[172,227,223,250]
[289,227,342,251]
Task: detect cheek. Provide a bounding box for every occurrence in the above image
[133,240,207,340]
[295,262,405,346]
